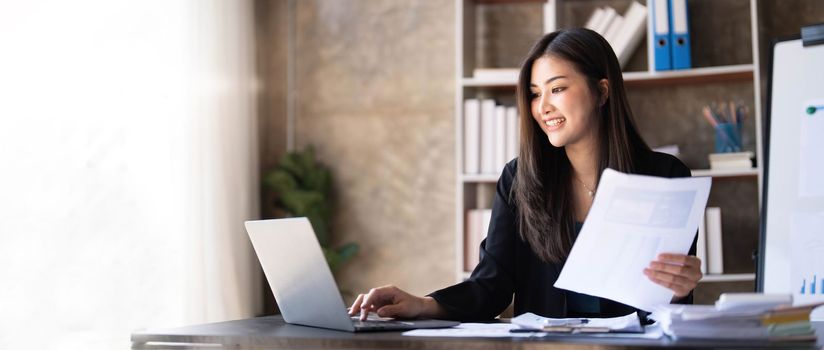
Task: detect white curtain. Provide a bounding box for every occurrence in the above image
[0,0,261,349]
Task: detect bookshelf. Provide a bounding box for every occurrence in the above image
[461,271,753,282]
[462,63,755,87]
[454,0,764,303]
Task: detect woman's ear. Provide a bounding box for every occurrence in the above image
[598,79,609,106]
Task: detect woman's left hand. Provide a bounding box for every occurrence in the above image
[644,253,702,298]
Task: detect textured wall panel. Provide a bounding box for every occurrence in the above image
[293,0,455,301]
[256,0,289,172]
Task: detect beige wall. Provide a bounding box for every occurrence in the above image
[256,0,290,172]
[258,0,456,303]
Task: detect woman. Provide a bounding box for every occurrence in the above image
[349,28,702,322]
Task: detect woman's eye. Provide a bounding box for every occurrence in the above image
[551,87,566,94]
[530,92,541,99]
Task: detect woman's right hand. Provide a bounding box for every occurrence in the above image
[347,285,445,321]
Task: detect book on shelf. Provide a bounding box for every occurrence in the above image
[471,68,518,81]
[543,0,556,34]
[505,106,519,164]
[584,2,647,69]
[697,211,707,274]
[464,208,492,272]
[480,99,496,174]
[584,8,606,33]
[612,1,647,68]
[464,210,479,271]
[652,144,680,158]
[591,6,617,36]
[463,99,519,176]
[494,105,507,174]
[463,99,480,174]
[709,151,753,170]
[705,207,724,275]
[602,13,624,46]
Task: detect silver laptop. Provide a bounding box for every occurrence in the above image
[245,218,459,332]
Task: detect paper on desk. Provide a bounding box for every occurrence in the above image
[511,312,644,333]
[402,323,544,337]
[554,169,711,312]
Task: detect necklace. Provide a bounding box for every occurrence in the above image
[574,176,596,197]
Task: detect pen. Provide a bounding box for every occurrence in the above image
[546,318,589,326]
[509,328,547,333]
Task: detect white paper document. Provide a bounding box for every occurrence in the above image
[402,323,542,338]
[554,169,712,311]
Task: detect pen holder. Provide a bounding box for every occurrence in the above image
[714,123,742,153]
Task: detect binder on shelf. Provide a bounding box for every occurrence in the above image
[649,0,672,71]
[480,99,496,174]
[463,99,480,175]
[706,207,724,274]
[669,0,692,69]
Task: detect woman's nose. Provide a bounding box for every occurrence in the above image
[540,95,554,115]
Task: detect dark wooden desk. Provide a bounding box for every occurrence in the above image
[131,315,820,349]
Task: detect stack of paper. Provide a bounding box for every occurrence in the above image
[708,151,753,170]
[651,294,821,341]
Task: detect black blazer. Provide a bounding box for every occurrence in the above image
[430,150,696,322]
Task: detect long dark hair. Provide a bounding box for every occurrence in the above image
[512,28,649,264]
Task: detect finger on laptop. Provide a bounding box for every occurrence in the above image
[360,286,394,321]
[349,294,365,316]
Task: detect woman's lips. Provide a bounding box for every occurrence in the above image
[544,117,566,129]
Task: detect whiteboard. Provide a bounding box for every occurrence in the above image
[759,37,824,299]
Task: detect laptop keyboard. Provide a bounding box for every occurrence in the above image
[350,317,414,330]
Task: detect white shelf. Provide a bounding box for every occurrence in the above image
[623,64,755,83]
[462,76,518,87]
[461,173,499,183]
[461,64,755,88]
[700,273,756,283]
[463,168,759,182]
[691,168,759,178]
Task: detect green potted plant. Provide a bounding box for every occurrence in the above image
[262,147,358,271]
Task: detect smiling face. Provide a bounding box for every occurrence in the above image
[529,55,604,150]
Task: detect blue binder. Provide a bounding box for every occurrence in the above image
[651,0,672,71]
[669,0,692,69]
